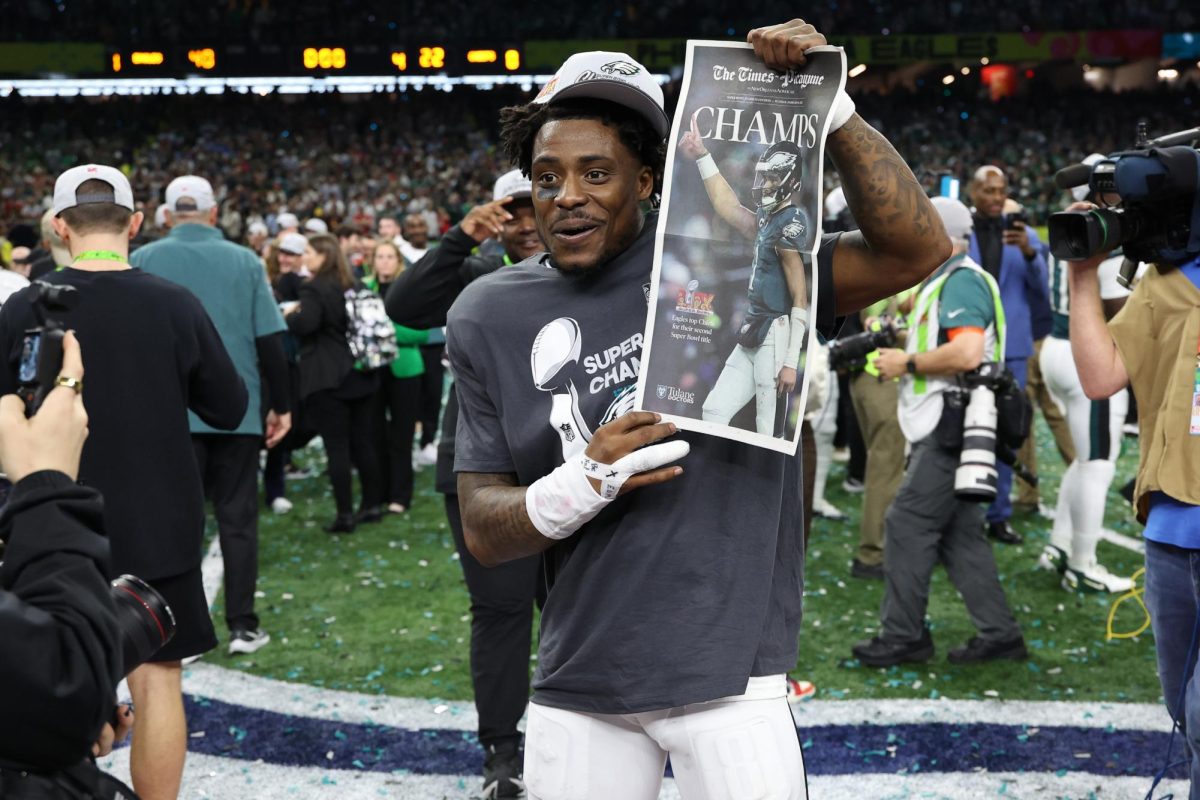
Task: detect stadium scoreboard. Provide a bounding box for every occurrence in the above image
[105,44,524,76]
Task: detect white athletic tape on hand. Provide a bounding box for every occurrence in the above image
[829,90,856,133]
[696,153,720,181]
[582,440,691,500]
[785,307,810,368]
[525,441,691,540]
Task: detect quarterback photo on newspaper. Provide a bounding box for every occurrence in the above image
[636,40,845,454]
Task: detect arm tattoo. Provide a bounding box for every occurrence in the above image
[457,472,553,566]
[828,115,938,250]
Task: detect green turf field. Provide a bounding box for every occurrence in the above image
[208,415,1160,705]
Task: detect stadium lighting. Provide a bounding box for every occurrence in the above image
[960,67,970,76]
[0,73,672,97]
[1158,68,1180,80]
[942,74,955,85]
[980,57,990,65]
[848,63,867,78]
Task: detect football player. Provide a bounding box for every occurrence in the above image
[679,123,812,437]
[448,19,949,799]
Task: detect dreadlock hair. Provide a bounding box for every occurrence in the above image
[498,98,666,202]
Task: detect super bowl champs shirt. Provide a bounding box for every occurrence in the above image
[448,214,840,714]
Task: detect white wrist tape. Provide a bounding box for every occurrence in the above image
[829,90,856,133]
[525,441,691,540]
[785,307,809,368]
[696,153,720,181]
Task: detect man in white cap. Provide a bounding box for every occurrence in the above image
[246,220,270,257]
[0,164,247,800]
[131,174,293,655]
[304,217,328,234]
[1036,155,1135,593]
[275,211,300,234]
[386,168,542,798]
[853,196,1027,670]
[446,19,950,799]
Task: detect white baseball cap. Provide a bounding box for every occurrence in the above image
[931,196,974,240]
[533,51,669,138]
[304,218,329,233]
[276,212,300,230]
[165,175,216,212]
[1071,153,1106,202]
[52,164,135,216]
[493,169,532,202]
[248,221,269,236]
[278,232,308,255]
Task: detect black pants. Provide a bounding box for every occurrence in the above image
[418,344,444,447]
[192,434,261,632]
[445,494,543,748]
[306,388,384,516]
[381,372,421,507]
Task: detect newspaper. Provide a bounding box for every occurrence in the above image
[636,41,846,455]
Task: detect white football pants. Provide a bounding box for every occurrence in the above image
[702,326,782,435]
[524,676,807,800]
[1040,336,1129,567]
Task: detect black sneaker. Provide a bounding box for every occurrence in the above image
[850,559,884,581]
[354,506,383,524]
[948,635,1028,664]
[987,521,1023,545]
[851,627,934,668]
[482,740,524,799]
[229,628,270,655]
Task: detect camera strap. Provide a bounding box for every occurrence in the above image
[1190,329,1200,436]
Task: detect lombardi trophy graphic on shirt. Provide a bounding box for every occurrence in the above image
[531,317,592,458]
[530,317,643,459]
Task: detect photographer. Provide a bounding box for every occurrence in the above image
[1066,204,1200,792]
[0,331,136,798]
[852,197,1027,668]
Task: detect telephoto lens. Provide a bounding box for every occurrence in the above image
[955,385,999,501]
[111,575,177,675]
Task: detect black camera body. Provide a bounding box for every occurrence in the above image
[17,281,79,417]
[828,318,905,373]
[1049,126,1200,272]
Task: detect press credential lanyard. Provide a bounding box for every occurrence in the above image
[1191,328,1200,435]
[73,250,128,264]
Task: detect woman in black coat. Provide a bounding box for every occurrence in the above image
[284,233,384,533]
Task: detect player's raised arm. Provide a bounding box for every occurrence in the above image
[747,19,951,314]
[678,111,757,240]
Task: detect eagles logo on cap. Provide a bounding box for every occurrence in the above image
[532,51,669,139]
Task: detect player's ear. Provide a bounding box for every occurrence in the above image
[636,164,654,202]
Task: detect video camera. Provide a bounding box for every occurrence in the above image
[827,318,905,373]
[1049,124,1200,284]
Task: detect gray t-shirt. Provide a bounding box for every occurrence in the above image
[447,216,840,714]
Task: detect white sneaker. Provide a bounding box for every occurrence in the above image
[1062,561,1135,594]
[415,443,438,466]
[813,498,846,521]
[229,629,271,655]
[271,497,293,514]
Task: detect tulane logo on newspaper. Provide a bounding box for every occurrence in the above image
[656,385,696,404]
[675,279,714,315]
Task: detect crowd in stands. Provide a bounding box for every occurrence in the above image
[2,81,1196,239]
[5,0,1193,43]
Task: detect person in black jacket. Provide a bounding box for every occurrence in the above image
[0,165,247,800]
[0,331,134,798]
[385,169,543,799]
[285,232,384,533]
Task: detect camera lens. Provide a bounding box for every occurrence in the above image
[111,575,177,675]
